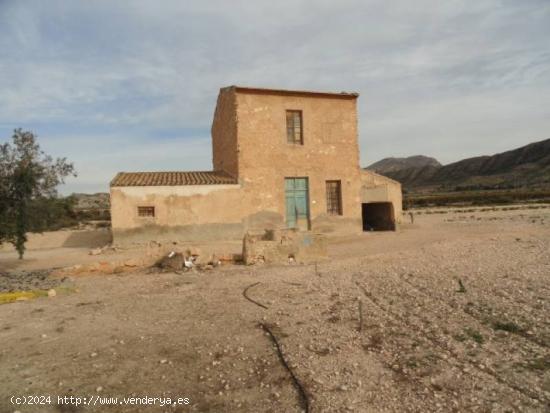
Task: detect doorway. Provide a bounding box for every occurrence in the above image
[285,177,310,230]
[362,202,395,231]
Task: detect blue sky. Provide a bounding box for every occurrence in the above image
[0,0,549,194]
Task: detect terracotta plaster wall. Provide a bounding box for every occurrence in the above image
[360,170,403,223]
[110,184,254,243]
[110,182,302,244]
[212,88,238,177]
[234,91,363,233]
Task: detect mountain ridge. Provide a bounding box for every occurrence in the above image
[367,155,441,174]
[366,138,550,191]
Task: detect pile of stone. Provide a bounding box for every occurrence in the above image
[242,229,327,265]
[153,249,222,273]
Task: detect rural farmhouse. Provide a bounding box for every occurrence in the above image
[110,86,402,244]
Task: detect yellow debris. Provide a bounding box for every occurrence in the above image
[0,290,49,304]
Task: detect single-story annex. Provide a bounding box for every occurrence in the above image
[110,86,402,244]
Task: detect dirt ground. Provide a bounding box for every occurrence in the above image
[1,205,549,413]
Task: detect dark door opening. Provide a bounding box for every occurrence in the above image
[362,202,395,231]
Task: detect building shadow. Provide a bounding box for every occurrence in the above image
[61,229,112,248]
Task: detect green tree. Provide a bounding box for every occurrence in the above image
[27,196,79,232]
[0,129,76,258]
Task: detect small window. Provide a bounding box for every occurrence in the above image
[137,206,155,217]
[286,110,303,144]
[326,180,342,215]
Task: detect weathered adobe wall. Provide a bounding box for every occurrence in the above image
[360,170,403,223]
[110,185,288,244]
[234,91,363,234]
[111,90,370,243]
[111,185,243,244]
[212,88,238,177]
[387,184,403,223]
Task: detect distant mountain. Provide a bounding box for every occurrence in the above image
[367,155,441,175]
[365,138,550,191]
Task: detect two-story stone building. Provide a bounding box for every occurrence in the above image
[110,86,402,244]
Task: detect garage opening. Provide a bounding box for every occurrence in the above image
[362,202,395,231]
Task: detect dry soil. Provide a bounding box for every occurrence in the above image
[1,205,549,413]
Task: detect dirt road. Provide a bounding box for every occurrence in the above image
[1,206,549,412]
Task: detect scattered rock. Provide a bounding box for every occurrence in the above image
[155,252,185,271]
[208,254,221,267]
[0,269,62,293]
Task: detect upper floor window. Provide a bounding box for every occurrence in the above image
[286,110,303,145]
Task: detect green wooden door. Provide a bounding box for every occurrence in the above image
[285,178,309,229]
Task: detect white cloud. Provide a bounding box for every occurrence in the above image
[44,133,213,194]
[0,0,549,192]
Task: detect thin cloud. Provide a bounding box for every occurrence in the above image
[0,0,549,193]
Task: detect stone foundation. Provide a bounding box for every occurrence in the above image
[242,229,327,265]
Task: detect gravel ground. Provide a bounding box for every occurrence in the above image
[0,207,549,412]
[0,270,65,293]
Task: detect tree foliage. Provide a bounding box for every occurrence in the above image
[27,196,80,232]
[0,129,76,258]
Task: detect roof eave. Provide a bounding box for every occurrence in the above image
[230,85,359,99]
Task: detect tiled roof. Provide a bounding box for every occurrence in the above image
[110,171,238,187]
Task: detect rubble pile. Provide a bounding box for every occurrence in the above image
[242,229,327,265]
[153,249,224,273]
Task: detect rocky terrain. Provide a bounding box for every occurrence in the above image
[0,207,549,412]
[0,270,64,293]
[367,138,550,191]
